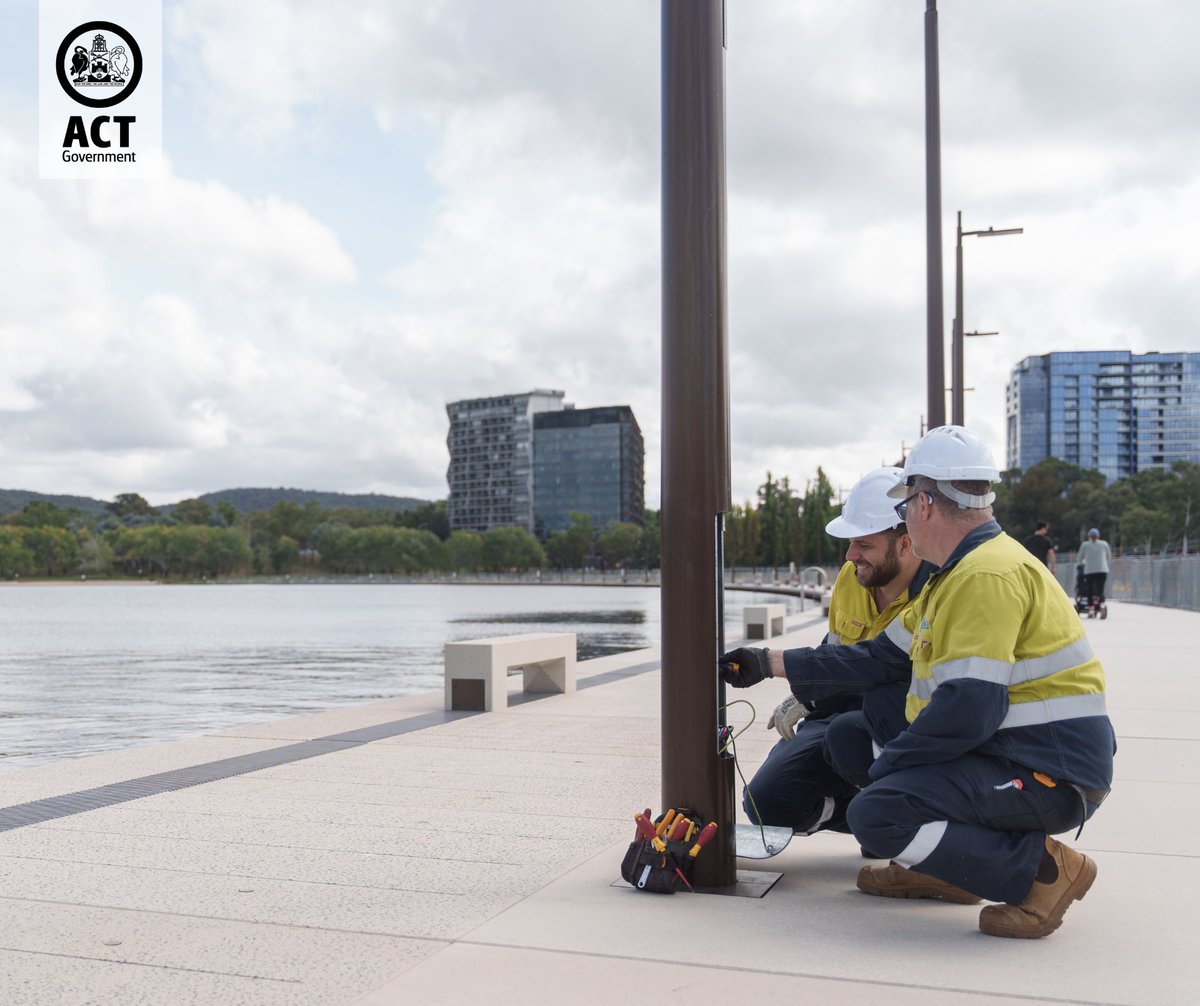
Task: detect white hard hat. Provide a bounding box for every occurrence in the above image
[888,425,1000,509]
[826,467,906,538]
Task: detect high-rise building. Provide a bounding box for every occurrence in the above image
[533,406,645,535]
[1006,351,1200,481]
[446,390,565,533]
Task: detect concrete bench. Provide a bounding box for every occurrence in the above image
[743,603,786,640]
[444,632,577,712]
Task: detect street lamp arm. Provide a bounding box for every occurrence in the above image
[963,226,1025,238]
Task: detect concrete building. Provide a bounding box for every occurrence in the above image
[446,390,565,533]
[532,406,645,536]
[1006,350,1200,481]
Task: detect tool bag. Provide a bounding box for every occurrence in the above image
[620,807,709,894]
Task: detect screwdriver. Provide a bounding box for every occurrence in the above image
[637,807,652,840]
[688,822,718,859]
[634,813,694,891]
[667,816,689,842]
[656,808,677,838]
[634,812,668,854]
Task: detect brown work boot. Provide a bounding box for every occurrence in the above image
[978,837,1097,939]
[856,863,981,904]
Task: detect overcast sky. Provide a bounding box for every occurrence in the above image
[5,1,1199,508]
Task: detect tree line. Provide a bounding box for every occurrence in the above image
[3,457,1195,580]
[993,458,1200,555]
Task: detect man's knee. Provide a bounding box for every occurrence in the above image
[847,787,914,859]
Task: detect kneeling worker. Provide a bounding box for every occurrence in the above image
[722,426,1115,939]
[739,467,932,837]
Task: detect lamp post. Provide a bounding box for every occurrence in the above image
[924,0,946,429]
[951,211,1023,425]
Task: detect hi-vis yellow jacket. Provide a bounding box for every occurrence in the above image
[825,560,929,646]
[866,522,1115,793]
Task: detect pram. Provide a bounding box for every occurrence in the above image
[1073,563,1108,619]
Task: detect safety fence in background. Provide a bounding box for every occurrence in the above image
[1057,554,1200,612]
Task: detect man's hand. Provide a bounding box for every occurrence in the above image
[718,647,771,688]
[766,695,808,741]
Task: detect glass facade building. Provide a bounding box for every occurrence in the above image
[532,406,645,536]
[446,390,565,533]
[1006,351,1200,482]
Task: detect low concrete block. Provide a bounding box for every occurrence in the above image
[743,604,786,640]
[443,632,577,712]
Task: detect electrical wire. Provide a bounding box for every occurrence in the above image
[719,698,772,854]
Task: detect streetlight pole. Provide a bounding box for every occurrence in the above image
[924,1,946,429]
[951,211,1023,425]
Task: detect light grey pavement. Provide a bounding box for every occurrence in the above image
[0,600,1194,1005]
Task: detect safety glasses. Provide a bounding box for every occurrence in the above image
[893,490,929,521]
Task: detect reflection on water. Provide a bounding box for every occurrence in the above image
[0,583,799,772]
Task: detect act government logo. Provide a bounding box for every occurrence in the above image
[55,20,143,108]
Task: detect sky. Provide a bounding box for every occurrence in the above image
[4,1,1200,509]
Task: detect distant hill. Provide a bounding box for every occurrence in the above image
[0,487,431,518]
[194,488,429,514]
[0,489,109,517]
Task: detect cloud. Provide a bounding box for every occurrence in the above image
[6,0,1200,513]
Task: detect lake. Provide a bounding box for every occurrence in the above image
[0,582,804,773]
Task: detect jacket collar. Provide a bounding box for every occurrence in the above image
[929,519,1002,580]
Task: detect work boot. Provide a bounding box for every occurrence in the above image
[978,837,1097,939]
[856,863,981,904]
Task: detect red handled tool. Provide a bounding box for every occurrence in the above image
[688,822,718,859]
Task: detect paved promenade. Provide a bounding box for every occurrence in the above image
[0,600,1194,1005]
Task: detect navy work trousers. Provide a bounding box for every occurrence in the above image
[745,683,910,834]
[823,682,910,788]
[743,717,859,833]
[847,754,1089,904]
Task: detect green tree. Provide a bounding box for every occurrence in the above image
[173,498,213,525]
[445,530,484,571]
[397,500,450,540]
[595,521,642,570]
[546,512,593,569]
[636,509,661,569]
[797,468,839,566]
[0,527,34,577]
[107,493,157,519]
[482,526,545,572]
[8,501,76,528]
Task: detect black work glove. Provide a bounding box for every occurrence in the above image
[718,647,772,688]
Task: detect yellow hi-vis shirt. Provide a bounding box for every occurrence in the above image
[826,560,919,645]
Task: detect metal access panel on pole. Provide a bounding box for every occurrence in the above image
[661,0,736,889]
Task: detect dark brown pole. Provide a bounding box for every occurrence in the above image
[925,0,946,428]
[661,0,736,888]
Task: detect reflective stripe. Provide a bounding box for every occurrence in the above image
[871,741,882,758]
[932,655,1011,686]
[884,617,913,653]
[930,636,1098,688]
[826,633,842,645]
[1000,692,1109,729]
[910,676,936,702]
[895,820,947,868]
[1010,637,1096,684]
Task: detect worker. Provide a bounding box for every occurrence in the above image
[740,467,934,836]
[720,426,1115,939]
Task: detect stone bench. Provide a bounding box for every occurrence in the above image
[444,632,577,712]
[742,603,787,640]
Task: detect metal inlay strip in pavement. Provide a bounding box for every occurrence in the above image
[0,656,679,833]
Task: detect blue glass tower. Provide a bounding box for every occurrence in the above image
[1006,351,1200,481]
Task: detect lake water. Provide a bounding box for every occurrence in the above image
[0,582,802,773]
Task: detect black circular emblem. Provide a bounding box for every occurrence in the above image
[56,21,143,108]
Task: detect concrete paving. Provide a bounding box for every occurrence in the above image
[0,600,1193,1005]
